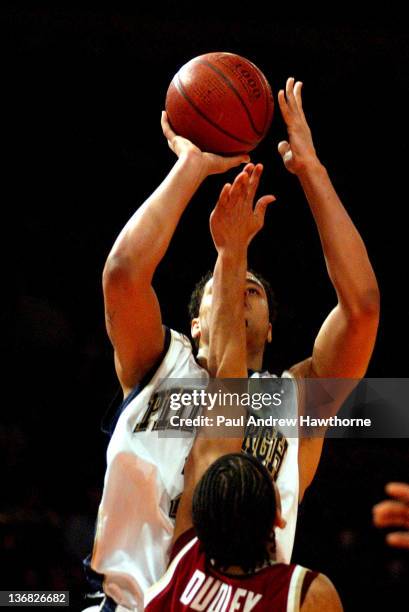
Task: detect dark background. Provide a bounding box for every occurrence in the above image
[3,8,409,610]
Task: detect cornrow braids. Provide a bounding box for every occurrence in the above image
[192,453,276,573]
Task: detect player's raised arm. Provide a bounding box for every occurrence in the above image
[102,112,249,394]
[208,163,275,378]
[277,78,380,501]
[277,77,380,381]
[173,164,274,541]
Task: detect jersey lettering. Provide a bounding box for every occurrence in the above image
[242,425,288,480]
[179,570,263,611]
[180,570,206,604]
[192,577,220,609]
[230,588,262,611]
[133,389,175,432]
[133,388,201,433]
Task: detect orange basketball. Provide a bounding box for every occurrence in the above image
[165,52,274,155]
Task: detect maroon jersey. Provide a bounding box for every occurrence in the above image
[145,529,317,611]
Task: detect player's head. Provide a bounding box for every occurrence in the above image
[192,453,285,573]
[188,269,277,354]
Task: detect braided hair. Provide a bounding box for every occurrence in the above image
[192,453,276,573]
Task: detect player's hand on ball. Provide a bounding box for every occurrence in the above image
[210,163,275,253]
[277,78,318,175]
[161,111,250,177]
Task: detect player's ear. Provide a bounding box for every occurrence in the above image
[191,317,201,341]
[274,511,286,530]
[273,483,286,529]
[267,322,272,343]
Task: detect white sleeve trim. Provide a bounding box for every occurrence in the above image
[286,565,308,612]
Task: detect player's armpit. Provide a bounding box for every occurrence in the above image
[301,573,343,612]
[103,260,165,394]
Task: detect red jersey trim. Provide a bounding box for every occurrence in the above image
[169,528,197,563]
[145,533,198,608]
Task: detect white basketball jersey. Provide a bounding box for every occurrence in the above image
[90,329,299,611]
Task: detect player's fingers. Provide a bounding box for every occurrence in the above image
[385,482,409,504]
[232,170,248,187]
[246,163,263,206]
[386,531,409,549]
[254,194,276,227]
[229,172,249,207]
[222,154,251,172]
[372,500,409,528]
[294,81,305,115]
[278,141,291,156]
[278,141,293,166]
[216,183,231,209]
[285,77,297,112]
[277,89,290,123]
[243,162,255,176]
[161,110,175,140]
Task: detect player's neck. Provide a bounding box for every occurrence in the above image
[196,348,208,371]
[218,557,276,576]
[246,350,264,372]
[223,565,249,576]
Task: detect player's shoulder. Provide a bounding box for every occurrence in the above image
[301,572,343,611]
[148,326,194,374]
[169,527,198,563]
[169,327,192,346]
[167,327,201,362]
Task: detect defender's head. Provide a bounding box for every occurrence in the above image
[192,453,285,573]
[188,269,277,357]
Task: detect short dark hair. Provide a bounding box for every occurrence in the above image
[192,453,276,573]
[188,269,278,325]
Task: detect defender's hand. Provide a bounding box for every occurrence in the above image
[277,78,318,175]
[210,163,275,253]
[373,482,409,549]
[161,111,250,178]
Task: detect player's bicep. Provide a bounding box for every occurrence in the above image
[311,303,379,378]
[104,272,164,390]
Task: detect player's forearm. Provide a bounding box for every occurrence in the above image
[298,160,380,314]
[208,249,247,378]
[104,152,207,281]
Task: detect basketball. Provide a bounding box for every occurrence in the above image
[165,52,274,155]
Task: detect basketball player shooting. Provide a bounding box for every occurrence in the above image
[85,78,379,611]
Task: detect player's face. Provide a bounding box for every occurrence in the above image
[191,273,272,350]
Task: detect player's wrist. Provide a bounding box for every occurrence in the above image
[177,148,204,167]
[294,156,325,179]
[176,150,210,184]
[217,244,248,263]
